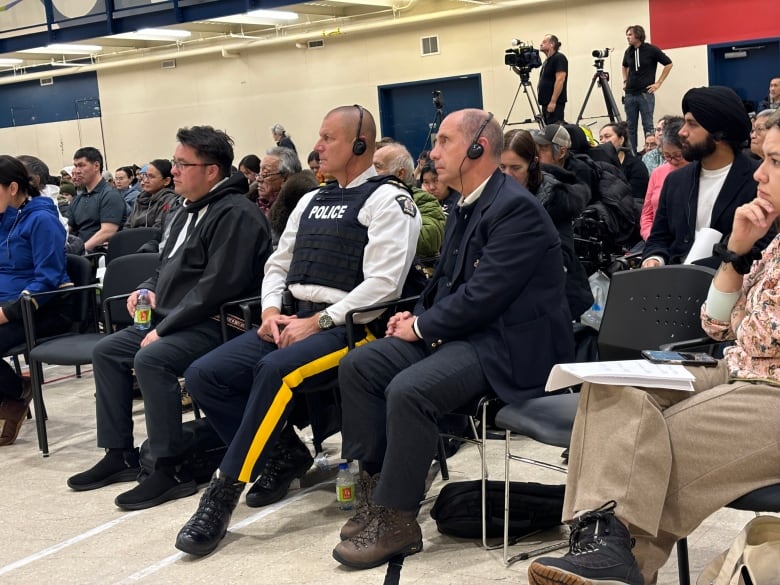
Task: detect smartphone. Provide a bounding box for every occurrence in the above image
[641,350,718,367]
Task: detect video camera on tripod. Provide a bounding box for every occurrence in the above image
[501,39,544,130]
[504,39,542,73]
[575,47,623,125]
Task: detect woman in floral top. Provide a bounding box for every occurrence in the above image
[528,110,780,585]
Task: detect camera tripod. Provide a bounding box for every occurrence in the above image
[501,67,545,131]
[576,59,623,126]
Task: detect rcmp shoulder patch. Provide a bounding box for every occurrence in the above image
[395,194,417,217]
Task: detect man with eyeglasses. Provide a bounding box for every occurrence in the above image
[173,105,420,558]
[255,146,301,216]
[68,126,273,512]
[643,86,772,268]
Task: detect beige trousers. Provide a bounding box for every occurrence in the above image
[563,362,780,584]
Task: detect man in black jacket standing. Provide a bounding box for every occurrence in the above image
[68,126,273,511]
[643,86,770,268]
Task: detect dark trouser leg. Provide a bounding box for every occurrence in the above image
[0,320,29,400]
[637,92,656,150]
[624,93,640,154]
[135,321,223,458]
[542,102,566,124]
[341,337,489,510]
[219,326,360,483]
[184,328,276,446]
[94,327,146,449]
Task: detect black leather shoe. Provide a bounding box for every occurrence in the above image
[175,471,245,556]
[245,429,313,508]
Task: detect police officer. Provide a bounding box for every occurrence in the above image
[173,105,421,557]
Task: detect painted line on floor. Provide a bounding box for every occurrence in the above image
[117,483,324,584]
[0,511,143,577]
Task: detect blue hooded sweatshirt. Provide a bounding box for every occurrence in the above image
[0,195,70,321]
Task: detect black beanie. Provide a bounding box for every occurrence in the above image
[681,86,751,143]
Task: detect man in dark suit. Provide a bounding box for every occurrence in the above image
[332,108,575,569]
[643,86,768,268]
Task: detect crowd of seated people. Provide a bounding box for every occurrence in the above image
[4,89,777,584]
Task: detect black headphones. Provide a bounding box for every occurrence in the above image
[467,112,494,160]
[352,104,367,156]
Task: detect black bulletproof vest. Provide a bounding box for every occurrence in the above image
[286,176,396,292]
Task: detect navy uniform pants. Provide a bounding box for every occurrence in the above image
[184,325,370,483]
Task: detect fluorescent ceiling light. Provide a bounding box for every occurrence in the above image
[23,43,103,55]
[113,28,192,41]
[246,9,299,20]
[0,58,23,66]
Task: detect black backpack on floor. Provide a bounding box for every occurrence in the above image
[430,480,565,539]
[138,417,227,484]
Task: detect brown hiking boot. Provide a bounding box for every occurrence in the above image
[332,506,423,569]
[339,471,380,540]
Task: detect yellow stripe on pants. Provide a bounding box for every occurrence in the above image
[237,331,374,482]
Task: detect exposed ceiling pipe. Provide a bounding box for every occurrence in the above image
[0,0,546,86]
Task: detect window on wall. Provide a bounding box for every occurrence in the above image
[421,35,439,56]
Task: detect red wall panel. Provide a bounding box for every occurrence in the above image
[649,0,780,49]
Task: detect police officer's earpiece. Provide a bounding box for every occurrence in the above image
[352,104,367,156]
[467,112,494,160]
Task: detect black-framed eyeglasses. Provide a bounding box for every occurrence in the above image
[170,159,216,170]
[259,171,282,180]
[662,151,683,161]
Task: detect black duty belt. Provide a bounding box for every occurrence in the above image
[295,299,329,313]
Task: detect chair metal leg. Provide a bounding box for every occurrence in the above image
[29,359,49,456]
[75,365,82,378]
[480,399,489,550]
[503,428,512,564]
[437,436,449,480]
[676,537,691,585]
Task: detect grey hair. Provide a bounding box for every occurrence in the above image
[271,123,286,136]
[265,146,302,177]
[756,108,777,121]
[378,143,415,186]
[16,154,50,184]
[551,143,563,159]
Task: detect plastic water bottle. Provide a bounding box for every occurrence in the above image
[336,462,355,511]
[134,289,152,331]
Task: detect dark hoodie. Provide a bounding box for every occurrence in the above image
[125,186,177,229]
[138,173,272,336]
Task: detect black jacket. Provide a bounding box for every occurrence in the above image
[644,153,770,267]
[139,173,272,336]
[537,165,594,319]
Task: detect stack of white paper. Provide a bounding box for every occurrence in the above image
[546,360,696,392]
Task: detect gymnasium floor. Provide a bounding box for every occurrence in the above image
[0,363,759,585]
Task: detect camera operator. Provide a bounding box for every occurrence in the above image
[538,34,568,124]
[622,25,673,154]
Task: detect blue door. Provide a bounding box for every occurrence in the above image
[709,38,779,111]
[378,74,483,159]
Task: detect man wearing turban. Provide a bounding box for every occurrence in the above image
[642,86,773,268]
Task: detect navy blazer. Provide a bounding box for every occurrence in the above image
[644,153,767,267]
[415,170,574,404]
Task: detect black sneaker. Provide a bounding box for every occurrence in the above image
[67,448,140,491]
[245,428,313,508]
[114,466,197,511]
[528,501,644,585]
[175,471,245,556]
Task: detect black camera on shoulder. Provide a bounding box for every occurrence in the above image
[504,40,542,70]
